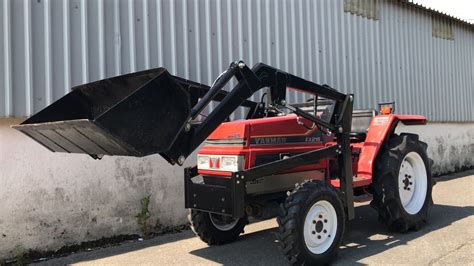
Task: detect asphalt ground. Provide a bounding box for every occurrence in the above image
[36,170,474,265]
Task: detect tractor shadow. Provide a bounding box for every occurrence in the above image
[189,203,473,265]
[34,171,473,265]
[335,203,473,264]
[190,172,474,265]
[35,200,472,265]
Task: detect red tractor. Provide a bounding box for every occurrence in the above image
[15,61,433,264]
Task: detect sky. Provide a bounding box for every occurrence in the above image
[412,0,474,22]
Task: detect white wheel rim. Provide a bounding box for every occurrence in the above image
[303,200,338,254]
[209,213,239,231]
[398,152,428,214]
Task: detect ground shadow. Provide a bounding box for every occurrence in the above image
[336,203,473,264]
[33,230,196,265]
[188,171,474,264]
[188,203,473,265]
[435,169,474,183]
[35,204,472,266]
[35,171,473,265]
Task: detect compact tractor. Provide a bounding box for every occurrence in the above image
[14,61,433,264]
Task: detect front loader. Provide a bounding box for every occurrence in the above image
[14,61,433,264]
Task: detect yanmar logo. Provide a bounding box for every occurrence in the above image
[209,157,220,169]
[254,137,287,145]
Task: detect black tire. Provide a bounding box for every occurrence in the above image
[188,210,247,245]
[277,180,345,265]
[370,133,433,232]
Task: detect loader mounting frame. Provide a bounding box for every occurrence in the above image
[183,61,355,220]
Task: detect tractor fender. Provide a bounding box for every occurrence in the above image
[356,114,426,180]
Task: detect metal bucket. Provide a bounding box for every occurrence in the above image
[13,68,191,157]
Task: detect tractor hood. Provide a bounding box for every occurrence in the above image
[205,115,324,147]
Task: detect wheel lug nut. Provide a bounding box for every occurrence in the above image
[323,229,327,233]
[324,219,327,223]
[312,231,316,234]
[407,188,410,191]
[312,220,316,224]
[318,214,322,218]
[317,235,321,239]
[409,182,413,185]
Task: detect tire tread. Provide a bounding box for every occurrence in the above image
[277,180,345,265]
[188,210,247,245]
[370,133,433,232]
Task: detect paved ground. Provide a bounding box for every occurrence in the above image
[37,170,474,265]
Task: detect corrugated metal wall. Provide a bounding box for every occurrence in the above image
[1,0,473,121]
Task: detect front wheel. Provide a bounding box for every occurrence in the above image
[188,210,247,245]
[371,133,433,232]
[277,180,345,265]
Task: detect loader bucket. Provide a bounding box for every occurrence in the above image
[13,68,191,157]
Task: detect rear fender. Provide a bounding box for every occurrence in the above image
[357,115,426,180]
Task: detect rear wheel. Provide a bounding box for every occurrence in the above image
[277,180,345,265]
[371,133,433,232]
[188,210,247,245]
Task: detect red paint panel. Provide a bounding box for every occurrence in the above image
[393,114,426,125]
[207,120,248,140]
[249,115,314,137]
[197,169,232,177]
[198,146,247,155]
[206,115,314,140]
[330,176,372,188]
[200,112,426,189]
[357,114,426,180]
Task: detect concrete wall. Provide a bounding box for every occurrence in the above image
[0,118,194,260]
[396,123,474,175]
[0,119,473,259]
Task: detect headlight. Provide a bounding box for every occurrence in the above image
[197,155,243,172]
[221,156,238,171]
[197,155,210,169]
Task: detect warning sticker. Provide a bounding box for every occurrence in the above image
[372,116,389,126]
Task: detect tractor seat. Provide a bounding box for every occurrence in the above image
[350,109,377,141]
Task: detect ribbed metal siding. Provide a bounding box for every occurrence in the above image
[1,0,473,121]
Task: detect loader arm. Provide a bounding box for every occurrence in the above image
[170,61,356,219]
[162,61,351,165]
